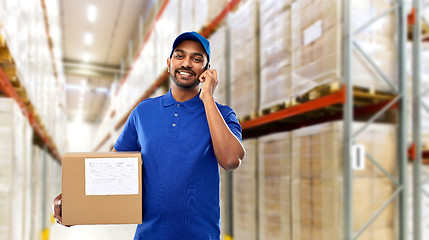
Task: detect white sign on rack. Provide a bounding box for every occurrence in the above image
[352,144,366,171]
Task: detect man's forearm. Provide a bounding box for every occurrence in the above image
[202,97,245,171]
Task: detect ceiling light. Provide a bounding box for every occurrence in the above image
[83,53,90,62]
[87,4,97,23]
[95,87,109,94]
[84,32,93,45]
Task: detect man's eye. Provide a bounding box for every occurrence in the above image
[194,58,202,62]
[175,55,183,59]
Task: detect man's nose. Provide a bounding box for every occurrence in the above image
[181,57,192,68]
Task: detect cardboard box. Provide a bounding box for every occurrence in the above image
[62,152,142,225]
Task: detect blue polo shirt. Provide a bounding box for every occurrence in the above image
[114,89,242,240]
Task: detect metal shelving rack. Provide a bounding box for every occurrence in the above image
[412,0,429,239]
[343,0,408,239]
[241,0,409,239]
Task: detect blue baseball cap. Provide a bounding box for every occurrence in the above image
[170,31,210,63]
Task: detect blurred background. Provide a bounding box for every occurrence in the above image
[0,0,429,239]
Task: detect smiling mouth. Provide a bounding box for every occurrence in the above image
[176,70,195,78]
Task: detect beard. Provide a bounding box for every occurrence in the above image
[169,67,200,89]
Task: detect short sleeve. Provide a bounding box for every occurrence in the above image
[114,109,141,151]
[224,111,242,142]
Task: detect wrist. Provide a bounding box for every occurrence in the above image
[201,94,215,104]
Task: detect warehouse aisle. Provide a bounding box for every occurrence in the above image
[49,224,136,240]
[1,0,429,239]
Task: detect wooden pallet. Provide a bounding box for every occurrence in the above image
[293,82,395,106]
[252,82,397,121]
[0,34,5,47]
[259,102,289,116]
[294,82,342,105]
[239,111,258,123]
[2,65,17,82]
[0,46,13,63]
[353,85,396,103]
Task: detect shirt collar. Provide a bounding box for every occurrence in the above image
[162,89,203,110]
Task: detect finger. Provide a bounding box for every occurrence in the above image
[199,72,207,83]
[204,70,218,86]
[204,70,215,79]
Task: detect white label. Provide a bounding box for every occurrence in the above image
[85,157,139,195]
[303,20,323,46]
[352,145,366,171]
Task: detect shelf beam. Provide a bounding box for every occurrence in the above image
[242,86,345,130]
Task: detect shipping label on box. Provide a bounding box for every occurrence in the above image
[62,152,142,225]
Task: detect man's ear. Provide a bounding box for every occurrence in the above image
[167,58,171,71]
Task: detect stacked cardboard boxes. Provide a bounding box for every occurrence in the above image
[291,0,397,97]
[291,121,396,240]
[209,25,228,104]
[259,0,292,111]
[258,133,291,240]
[194,0,227,31]
[233,139,258,240]
[179,0,195,33]
[229,0,259,118]
[155,0,179,79]
[0,97,62,239]
[179,0,227,33]
[0,0,67,155]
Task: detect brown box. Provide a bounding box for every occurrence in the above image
[62,152,142,225]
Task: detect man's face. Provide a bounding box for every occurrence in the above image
[167,40,208,89]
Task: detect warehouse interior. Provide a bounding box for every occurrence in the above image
[1,0,429,239]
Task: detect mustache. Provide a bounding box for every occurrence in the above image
[175,67,196,76]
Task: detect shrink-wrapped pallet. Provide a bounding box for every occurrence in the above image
[180,0,195,32]
[0,98,33,240]
[0,98,15,240]
[209,25,228,104]
[233,139,258,240]
[258,133,291,240]
[291,0,397,97]
[155,0,179,78]
[229,0,259,118]
[180,0,227,33]
[194,0,228,31]
[291,121,396,240]
[259,0,292,111]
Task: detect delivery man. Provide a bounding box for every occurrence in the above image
[53,31,245,239]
